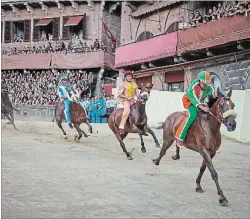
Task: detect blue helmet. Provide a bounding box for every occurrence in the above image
[60,75,68,80]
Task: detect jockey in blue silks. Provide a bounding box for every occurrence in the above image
[57,75,73,129]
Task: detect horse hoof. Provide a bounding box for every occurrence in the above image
[141,148,146,153]
[152,159,159,166]
[63,135,68,139]
[84,135,88,138]
[219,198,228,206]
[196,187,204,193]
[155,143,161,148]
[89,129,93,134]
[127,156,133,160]
[172,155,180,160]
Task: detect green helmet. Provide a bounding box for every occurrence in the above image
[197,71,211,84]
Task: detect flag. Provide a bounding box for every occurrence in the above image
[102,20,116,48]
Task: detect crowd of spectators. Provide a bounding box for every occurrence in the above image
[1,69,95,105]
[179,1,250,30]
[2,32,107,56]
[1,69,117,123]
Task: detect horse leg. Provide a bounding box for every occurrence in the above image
[201,149,228,206]
[78,126,89,138]
[4,113,18,130]
[139,134,146,153]
[56,119,68,139]
[85,119,93,134]
[172,146,180,160]
[111,123,132,160]
[74,124,82,141]
[152,137,174,166]
[144,125,160,148]
[196,152,216,193]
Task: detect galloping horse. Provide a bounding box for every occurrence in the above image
[153,88,237,206]
[108,83,160,160]
[1,83,19,130]
[54,88,93,141]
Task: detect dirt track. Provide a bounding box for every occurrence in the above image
[2,120,250,218]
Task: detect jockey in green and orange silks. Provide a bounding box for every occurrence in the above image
[175,71,216,147]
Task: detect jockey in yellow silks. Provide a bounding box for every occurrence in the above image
[117,70,140,135]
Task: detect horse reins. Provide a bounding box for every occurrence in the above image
[208,111,223,123]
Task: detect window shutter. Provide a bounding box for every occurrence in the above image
[24,20,31,42]
[62,16,69,40]
[33,19,40,42]
[53,17,60,40]
[4,21,11,43]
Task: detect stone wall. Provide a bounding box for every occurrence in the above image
[188,54,250,90]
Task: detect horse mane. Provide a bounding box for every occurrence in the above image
[207,95,218,109]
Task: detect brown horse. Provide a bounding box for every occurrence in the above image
[108,84,160,160]
[152,88,237,206]
[54,89,93,141]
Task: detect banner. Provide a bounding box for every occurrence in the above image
[102,20,117,49]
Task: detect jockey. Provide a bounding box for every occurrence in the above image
[117,70,140,135]
[175,71,217,147]
[57,75,73,129]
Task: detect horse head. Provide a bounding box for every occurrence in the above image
[139,83,153,104]
[210,87,237,132]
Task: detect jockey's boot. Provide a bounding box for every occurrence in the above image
[176,139,183,147]
[119,129,125,135]
[68,123,73,129]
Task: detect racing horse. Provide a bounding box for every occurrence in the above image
[54,88,93,141]
[108,83,160,160]
[1,82,19,130]
[152,88,237,206]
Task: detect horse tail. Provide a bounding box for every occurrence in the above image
[150,121,164,129]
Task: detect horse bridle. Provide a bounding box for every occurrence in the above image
[139,91,150,104]
[208,97,236,124]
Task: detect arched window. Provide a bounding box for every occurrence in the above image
[245,73,250,89]
[211,73,222,90]
[137,31,153,42]
[165,21,179,34]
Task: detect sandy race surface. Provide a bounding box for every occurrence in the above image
[2,120,250,218]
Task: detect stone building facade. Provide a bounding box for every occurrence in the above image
[1,1,122,53]
[115,1,250,91]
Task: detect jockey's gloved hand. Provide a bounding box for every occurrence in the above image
[198,104,209,113]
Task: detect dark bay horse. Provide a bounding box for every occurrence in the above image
[152,88,237,206]
[1,84,19,130]
[54,89,93,141]
[108,83,160,160]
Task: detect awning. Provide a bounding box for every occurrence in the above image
[115,31,177,68]
[177,14,250,55]
[64,16,84,27]
[34,18,53,27]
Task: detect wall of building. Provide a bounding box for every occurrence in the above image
[120,2,201,45]
[2,3,109,44]
[186,54,250,90]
